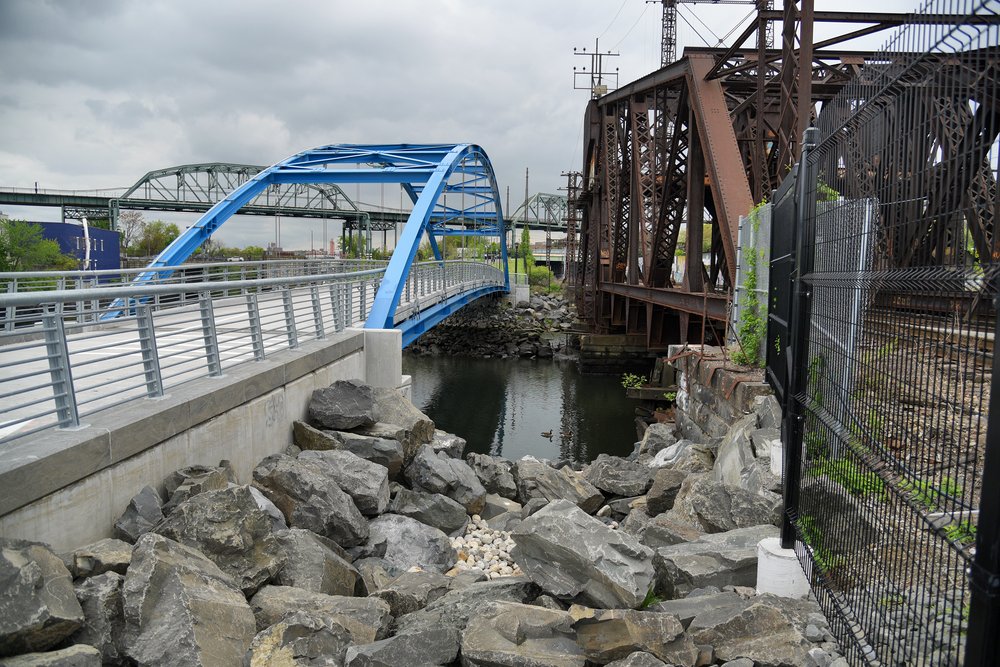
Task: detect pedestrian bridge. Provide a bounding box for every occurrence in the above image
[0,144,519,549]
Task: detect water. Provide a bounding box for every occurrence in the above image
[403,354,638,463]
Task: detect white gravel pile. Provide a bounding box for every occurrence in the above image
[450,514,523,579]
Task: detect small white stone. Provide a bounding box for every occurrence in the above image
[471,514,482,523]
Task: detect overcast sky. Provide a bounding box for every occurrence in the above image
[0,0,919,250]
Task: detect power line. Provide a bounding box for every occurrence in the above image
[598,0,631,39]
[611,2,652,50]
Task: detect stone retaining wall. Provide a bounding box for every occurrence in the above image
[667,345,774,444]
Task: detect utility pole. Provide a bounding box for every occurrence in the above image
[573,39,620,98]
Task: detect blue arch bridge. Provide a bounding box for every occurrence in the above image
[0,143,518,445]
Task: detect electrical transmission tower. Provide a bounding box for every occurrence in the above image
[649,0,774,67]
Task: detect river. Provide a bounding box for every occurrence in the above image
[403,354,638,463]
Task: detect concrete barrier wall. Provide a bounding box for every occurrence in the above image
[0,328,403,552]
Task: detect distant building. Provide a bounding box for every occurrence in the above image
[36,222,120,271]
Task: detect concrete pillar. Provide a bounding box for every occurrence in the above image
[756,537,811,598]
[361,328,402,389]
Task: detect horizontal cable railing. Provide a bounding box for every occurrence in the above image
[0,260,503,445]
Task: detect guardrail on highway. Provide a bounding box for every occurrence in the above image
[0,260,503,444]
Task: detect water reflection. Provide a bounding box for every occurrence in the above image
[403,355,636,463]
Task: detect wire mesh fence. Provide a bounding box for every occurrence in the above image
[767,1,999,664]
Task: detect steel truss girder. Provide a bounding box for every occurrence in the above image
[120,162,360,215]
[129,144,508,331]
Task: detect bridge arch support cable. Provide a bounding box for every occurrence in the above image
[126,143,509,332]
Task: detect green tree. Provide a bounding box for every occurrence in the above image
[518,226,534,267]
[0,220,77,271]
[116,211,145,256]
[137,221,181,257]
[242,245,265,261]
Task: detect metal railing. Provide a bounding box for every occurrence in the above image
[0,260,503,445]
[0,259,388,332]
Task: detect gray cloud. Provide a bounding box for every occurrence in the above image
[0,0,918,249]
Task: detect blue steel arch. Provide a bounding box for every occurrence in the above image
[130,143,509,334]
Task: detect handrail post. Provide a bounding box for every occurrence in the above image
[310,284,325,340]
[245,292,265,360]
[281,288,299,350]
[345,283,354,327]
[330,282,344,333]
[198,292,223,376]
[135,304,164,397]
[42,306,80,428]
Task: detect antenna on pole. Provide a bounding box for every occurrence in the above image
[573,38,620,98]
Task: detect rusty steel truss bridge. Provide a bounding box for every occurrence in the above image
[566,1,999,349]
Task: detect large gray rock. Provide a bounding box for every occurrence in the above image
[688,597,815,667]
[638,515,703,550]
[395,578,540,637]
[70,572,125,665]
[665,473,780,534]
[154,485,285,597]
[511,500,654,609]
[584,455,654,497]
[67,538,132,579]
[713,414,761,492]
[0,539,84,657]
[0,645,101,666]
[652,525,778,599]
[370,386,435,449]
[387,487,468,536]
[162,464,230,514]
[431,429,466,458]
[466,453,519,500]
[363,514,456,573]
[331,431,405,479]
[252,454,369,547]
[274,528,359,597]
[647,440,714,473]
[114,485,165,543]
[645,468,687,516]
[460,602,586,667]
[753,394,782,431]
[292,420,345,451]
[343,626,460,667]
[649,591,747,629]
[481,494,522,521]
[243,610,352,667]
[249,585,391,644]
[404,445,487,515]
[604,653,669,667]
[512,459,604,514]
[122,533,255,666]
[308,379,377,430]
[352,422,426,466]
[573,608,698,665]
[636,423,678,459]
[300,449,389,516]
[372,569,453,617]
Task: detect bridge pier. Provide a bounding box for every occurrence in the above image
[0,329,406,553]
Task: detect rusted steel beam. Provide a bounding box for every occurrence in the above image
[687,54,754,287]
[599,282,729,321]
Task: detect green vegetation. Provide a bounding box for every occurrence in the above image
[816,178,840,202]
[809,457,887,501]
[620,373,645,389]
[900,476,962,511]
[799,514,845,573]
[0,219,77,271]
[662,391,677,401]
[943,519,976,546]
[135,221,181,257]
[640,585,665,609]
[732,202,767,366]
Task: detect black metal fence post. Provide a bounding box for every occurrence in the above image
[965,277,1000,665]
[780,126,820,549]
